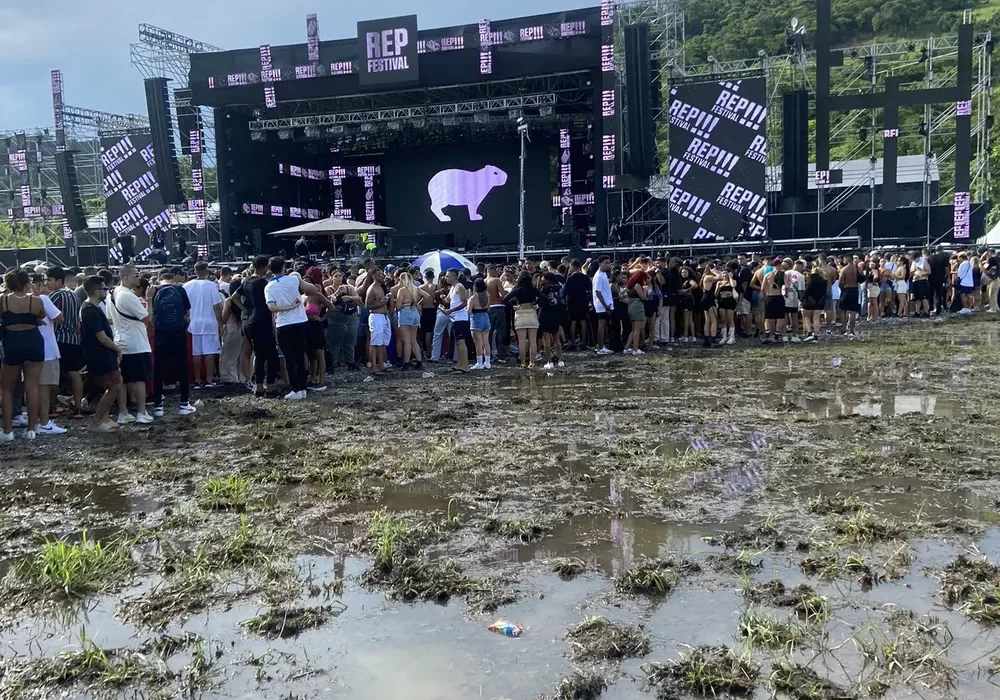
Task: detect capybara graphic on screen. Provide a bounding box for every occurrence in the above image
[428,165,508,222]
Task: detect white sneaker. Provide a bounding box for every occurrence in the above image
[543,361,555,370]
[633,349,645,356]
[597,347,613,356]
[11,413,28,428]
[623,348,634,355]
[726,333,735,346]
[484,360,492,369]
[37,422,68,435]
[791,336,802,344]
[178,403,197,416]
[22,430,35,440]
[135,413,155,425]
[558,360,565,368]
[152,405,164,418]
[471,362,484,371]
[117,413,136,425]
[0,432,14,442]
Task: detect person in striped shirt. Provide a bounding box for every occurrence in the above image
[46,268,84,419]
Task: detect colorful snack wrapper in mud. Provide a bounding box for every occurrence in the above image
[488,618,524,637]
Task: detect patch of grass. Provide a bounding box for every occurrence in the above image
[857,617,954,690]
[769,661,856,699]
[807,493,865,515]
[484,517,546,542]
[5,531,134,602]
[361,558,479,603]
[742,579,830,624]
[552,557,588,580]
[703,514,785,551]
[366,509,419,571]
[544,672,606,700]
[644,646,759,697]
[833,508,905,544]
[241,603,346,639]
[799,542,883,588]
[0,629,174,696]
[205,515,282,569]
[566,617,650,663]
[738,609,806,650]
[662,449,712,472]
[198,474,250,511]
[615,557,693,596]
[937,553,1000,625]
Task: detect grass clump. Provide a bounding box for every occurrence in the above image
[769,661,856,699]
[320,444,381,482]
[737,609,805,650]
[366,509,421,571]
[833,508,905,544]
[552,557,588,580]
[937,553,1000,625]
[0,630,173,696]
[484,517,546,542]
[241,604,346,639]
[198,474,250,511]
[807,493,865,516]
[857,619,954,690]
[703,514,785,551]
[615,557,693,596]
[566,617,651,663]
[644,646,759,697]
[543,672,606,700]
[5,531,134,603]
[743,579,830,624]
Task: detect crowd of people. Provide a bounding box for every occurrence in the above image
[0,245,994,440]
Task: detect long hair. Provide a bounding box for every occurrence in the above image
[515,271,533,291]
[474,278,488,307]
[399,272,418,301]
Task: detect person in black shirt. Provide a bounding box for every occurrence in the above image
[539,273,564,369]
[928,246,950,315]
[562,260,592,350]
[235,256,279,396]
[80,275,122,432]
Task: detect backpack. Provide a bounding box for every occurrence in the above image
[153,284,187,331]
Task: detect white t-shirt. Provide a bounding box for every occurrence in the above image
[183,279,222,335]
[108,285,151,355]
[265,275,308,328]
[957,260,974,288]
[783,270,803,308]
[593,270,613,313]
[39,294,62,361]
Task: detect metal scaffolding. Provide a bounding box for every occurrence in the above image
[130,24,224,258]
[609,13,993,242]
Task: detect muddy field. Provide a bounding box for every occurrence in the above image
[2,315,1000,699]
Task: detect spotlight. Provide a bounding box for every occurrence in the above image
[278,128,292,140]
[918,121,928,137]
[329,124,345,134]
[387,120,401,130]
[304,125,320,138]
[987,114,995,130]
[858,126,868,141]
[906,43,916,52]
[473,112,489,124]
[360,123,373,132]
[250,131,266,142]
[508,109,523,120]
[539,105,554,117]
[443,116,457,126]
[864,56,874,73]
[919,47,928,62]
[850,49,858,59]
[412,118,426,128]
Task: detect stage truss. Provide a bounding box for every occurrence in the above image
[1,107,147,264]
[130,24,224,258]
[610,13,994,244]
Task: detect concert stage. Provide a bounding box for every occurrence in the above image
[186,8,609,259]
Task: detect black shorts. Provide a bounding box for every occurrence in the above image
[785,307,799,316]
[453,320,471,341]
[2,329,43,366]
[840,287,861,313]
[305,319,325,354]
[764,295,786,321]
[717,299,737,311]
[569,303,590,322]
[120,352,152,384]
[801,296,826,311]
[643,299,658,318]
[421,308,436,335]
[58,342,85,373]
[700,292,716,311]
[911,279,930,302]
[596,311,610,321]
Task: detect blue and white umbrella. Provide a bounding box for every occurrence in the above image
[411,249,477,279]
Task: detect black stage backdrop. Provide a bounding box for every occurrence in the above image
[667,77,767,242]
[383,140,551,248]
[100,131,171,258]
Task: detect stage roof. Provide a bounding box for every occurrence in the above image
[188,7,601,108]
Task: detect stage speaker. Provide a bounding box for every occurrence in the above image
[782,90,809,198]
[174,88,198,156]
[54,151,87,231]
[624,23,655,178]
[144,77,184,206]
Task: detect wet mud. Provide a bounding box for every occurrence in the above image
[1,316,1000,698]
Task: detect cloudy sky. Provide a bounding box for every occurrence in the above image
[0,0,593,130]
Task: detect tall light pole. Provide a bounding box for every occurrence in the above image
[517,117,528,261]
